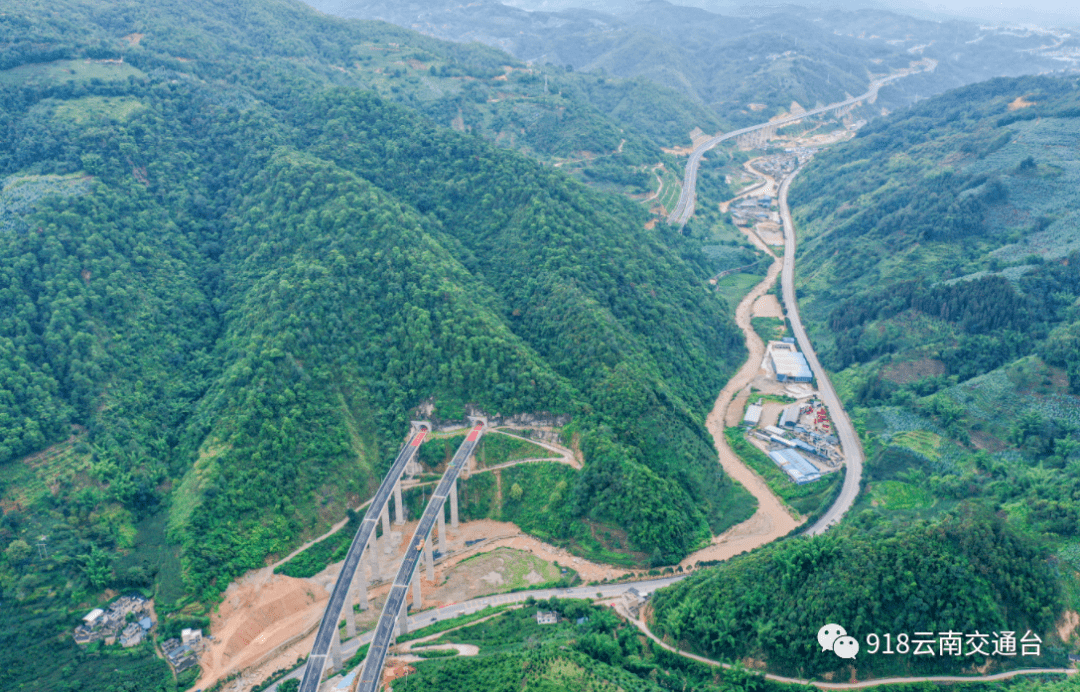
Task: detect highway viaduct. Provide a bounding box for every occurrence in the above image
[353,420,485,692]
[297,423,435,692]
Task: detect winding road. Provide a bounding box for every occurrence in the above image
[776,169,864,534]
[667,71,915,226]
[269,575,1074,691]
[618,602,1075,689]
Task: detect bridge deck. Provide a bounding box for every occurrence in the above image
[297,427,428,692]
[355,423,485,692]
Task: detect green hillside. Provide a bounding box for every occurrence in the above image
[313,0,1075,139]
[784,72,1080,606]
[652,508,1065,678]
[0,0,762,685]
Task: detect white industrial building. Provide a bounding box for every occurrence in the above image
[770,342,813,382]
[779,404,801,428]
[743,401,763,426]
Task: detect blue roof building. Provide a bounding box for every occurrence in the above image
[768,449,821,484]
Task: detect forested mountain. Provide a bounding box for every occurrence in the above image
[0,0,757,686]
[651,508,1066,677]
[307,0,1077,137]
[780,71,1080,633]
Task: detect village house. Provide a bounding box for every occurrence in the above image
[73,594,151,645]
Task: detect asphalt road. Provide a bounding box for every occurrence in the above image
[355,423,486,692]
[267,575,685,692]
[297,427,428,692]
[667,71,913,226]
[776,170,863,535]
[271,568,1073,691]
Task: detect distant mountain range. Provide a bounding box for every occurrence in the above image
[307,0,1079,136]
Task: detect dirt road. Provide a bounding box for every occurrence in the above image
[681,241,803,568]
[618,602,1075,690]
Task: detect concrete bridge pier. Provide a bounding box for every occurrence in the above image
[344,561,368,639]
[330,626,343,673]
[412,570,421,610]
[345,572,358,639]
[396,600,409,637]
[393,480,404,525]
[368,532,379,579]
[381,504,391,553]
[356,560,368,611]
[424,526,435,581]
[450,478,459,528]
[437,503,447,555]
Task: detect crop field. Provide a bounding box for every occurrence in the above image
[0,59,145,86]
[862,405,943,441]
[944,363,1080,435]
[888,430,945,461]
[867,480,934,510]
[701,243,751,267]
[714,271,765,310]
[654,165,682,214]
[0,439,91,510]
[52,95,146,124]
[1,173,92,233]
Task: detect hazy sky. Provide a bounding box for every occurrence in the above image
[882,0,1080,26]
[512,0,1080,28]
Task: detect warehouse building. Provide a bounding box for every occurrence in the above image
[743,401,763,426]
[770,434,797,448]
[779,404,801,428]
[768,448,821,484]
[770,343,813,382]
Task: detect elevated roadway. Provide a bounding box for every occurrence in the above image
[297,426,428,692]
[355,422,485,692]
[667,71,913,226]
[776,169,863,534]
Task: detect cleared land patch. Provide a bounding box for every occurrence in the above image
[868,480,933,510]
[0,59,145,86]
[52,95,145,124]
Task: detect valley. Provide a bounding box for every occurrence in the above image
[2,0,1080,691]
